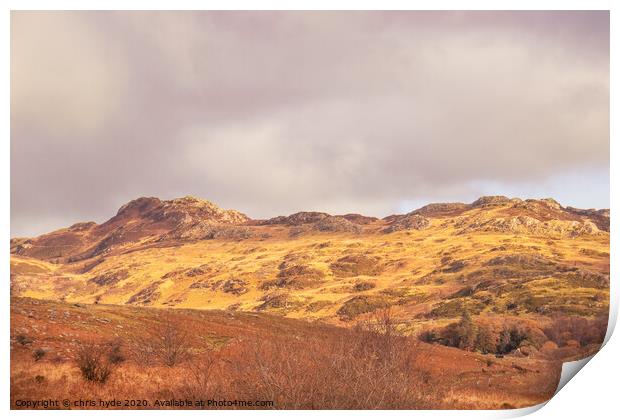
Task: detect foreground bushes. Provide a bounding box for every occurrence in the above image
[76,344,113,383]
[72,310,437,408]
[73,309,608,402]
[185,310,436,409]
[66,308,603,407]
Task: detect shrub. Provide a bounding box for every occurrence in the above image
[543,315,607,347]
[496,326,527,355]
[224,309,435,409]
[32,348,47,362]
[418,330,438,343]
[129,316,189,367]
[306,300,331,313]
[420,316,531,355]
[434,311,477,350]
[353,281,376,292]
[15,334,33,345]
[128,334,158,366]
[454,311,477,350]
[429,298,484,318]
[107,338,125,364]
[330,254,382,277]
[180,351,222,401]
[76,343,113,383]
[337,295,391,320]
[475,325,497,354]
[157,319,190,367]
[255,292,303,311]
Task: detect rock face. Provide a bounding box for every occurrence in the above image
[89,270,129,286]
[471,196,514,207]
[565,207,610,232]
[261,212,331,226]
[12,196,250,262]
[452,196,608,238]
[161,222,253,241]
[313,216,363,233]
[89,196,250,254]
[259,212,364,235]
[456,215,601,237]
[383,214,431,233]
[339,214,379,225]
[113,196,248,227]
[409,202,470,218]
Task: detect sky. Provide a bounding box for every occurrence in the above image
[11,11,609,237]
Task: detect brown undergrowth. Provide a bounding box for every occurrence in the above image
[11,298,561,409]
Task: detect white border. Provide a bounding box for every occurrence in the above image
[2,2,616,419]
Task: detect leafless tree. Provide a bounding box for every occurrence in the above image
[129,315,190,367]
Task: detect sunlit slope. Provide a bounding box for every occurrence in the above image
[11,195,610,335]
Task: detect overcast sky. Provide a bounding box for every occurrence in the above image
[11,11,609,237]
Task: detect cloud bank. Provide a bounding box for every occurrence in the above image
[11,11,609,236]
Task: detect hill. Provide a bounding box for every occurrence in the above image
[10,195,609,325]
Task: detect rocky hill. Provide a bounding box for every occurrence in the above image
[11,196,249,262]
[11,195,608,263]
[10,195,609,354]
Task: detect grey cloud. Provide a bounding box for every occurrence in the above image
[11,11,609,236]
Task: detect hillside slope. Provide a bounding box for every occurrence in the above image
[10,195,609,362]
[11,297,562,409]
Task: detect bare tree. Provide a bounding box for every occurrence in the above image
[156,317,190,366]
[129,315,190,367]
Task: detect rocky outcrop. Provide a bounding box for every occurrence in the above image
[113,196,248,226]
[260,212,364,236]
[261,263,325,290]
[565,207,610,232]
[68,222,97,232]
[338,214,378,225]
[457,215,601,237]
[126,280,164,305]
[260,211,330,226]
[89,269,129,286]
[313,216,363,233]
[383,214,431,233]
[409,202,470,218]
[12,196,252,262]
[471,196,515,208]
[162,222,253,241]
[221,278,249,295]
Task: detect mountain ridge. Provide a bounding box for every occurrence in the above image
[10,191,609,384]
[11,194,609,264]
